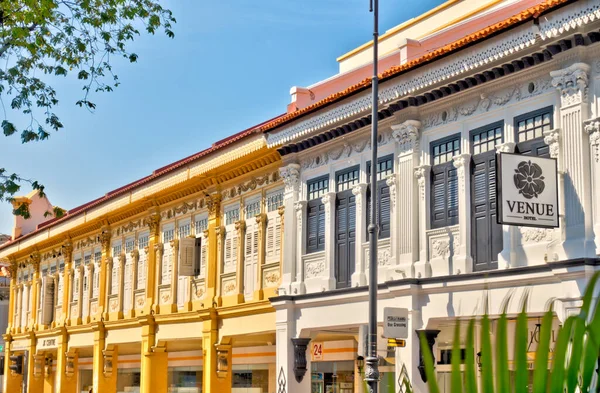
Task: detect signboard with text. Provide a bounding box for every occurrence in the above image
[383,307,408,339]
[497,153,559,228]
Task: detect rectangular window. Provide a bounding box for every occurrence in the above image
[244,199,261,219]
[195,217,208,234]
[178,223,191,239]
[138,235,149,250]
[367,155,394,239]
[336,167,359,192]
[112,244,122,256]
[266,189,284,212]
[84,254,91,265]
[308,176,329,200]
[514,106,553,157]
[163,228,175,243]
[225,207,240,226]
[306,176,329,253]
[472,122,503,155]
[431,135,460,229]
[125,239,135,253]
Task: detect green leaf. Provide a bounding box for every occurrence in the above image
[514,292,529,393]
[451,320,463,393]
[419,332,440,393]
[480,314,494,393]
[532,309,554,393]
[495,313,509,393]
[549,316,575,393]
[2,120,17,136]
[463,320,477,393]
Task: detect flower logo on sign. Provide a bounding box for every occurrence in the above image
[514,160,545,199]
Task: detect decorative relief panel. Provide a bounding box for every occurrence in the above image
[221,275,237,296]
[364,242,392,269]
[519,227,554,243]
[159,286,171,305]
[134,291,145,309]
[427,226,460,260]
[304,252,326,279]
[221,171,280,201]
[262,264,281,288]
[192,278,205,301]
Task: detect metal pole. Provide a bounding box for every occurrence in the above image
[365,0,379,392]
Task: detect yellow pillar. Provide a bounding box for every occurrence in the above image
[254,213,267,300]
[7,259,17,333]
[140,316,167,393]
[202,312,232,393]
[143,210,161,315]
[61,241,73,326]
[26,333,43,393]
[54,329,77,393]
[205,195,221,305]
[3,335,23,393]
[42,354,54,393]
[98,227,111,321]
[29,252,41,330]
[92,323,117,393]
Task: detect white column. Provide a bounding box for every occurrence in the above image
[584,118,600,254]
[279,163,301,295]
[496,142,517,269]
[322,191,337,290]
[395,310,426,393]
[414,165,431,278]
[550,63,595,257]
[392,120,421,278]
[452,153,472,275]
[292,201,307,295]
[274,301,311,393]
[351,183,367,287]
[544,127,566,260]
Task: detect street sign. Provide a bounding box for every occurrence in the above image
[387,338,406,347]
[383,307,408,339]
[497,153,559,228]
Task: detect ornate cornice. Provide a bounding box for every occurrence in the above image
[392,120,421,153]
[550,62,590,107]
[280,164,300,193]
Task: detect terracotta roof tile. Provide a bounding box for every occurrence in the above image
[259,0,569,134]
[0,114,284,251]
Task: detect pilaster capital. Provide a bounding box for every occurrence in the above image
[30,251,41,271]
[277,205,285,217]
[62,240,74,261]
[202,229,209,238]
[215,226,225,240]
[280,163,301,194]
[204,194,222,216]
[154,242,164,254]
[321,192,336,209]
[452,153,471,171]
[99,228,111,250]
[144,212,161,236]
[385,174,397,209]
[130,248,139,260]
[496,142,516,154]
[584,117,600,163]
[118,253,126,265]
[86,262,95,272]
[543,128,561,159]
[392,120,421,154]
[550,62,590,107]
[351,183,368,197]
[255,213,267,226]
[415,165,431,201]
[234,220,246,234]
[294,200,307,212]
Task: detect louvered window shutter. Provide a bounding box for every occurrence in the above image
[378,181,391,238]
[232,236,238,265]
[200,241,207,276]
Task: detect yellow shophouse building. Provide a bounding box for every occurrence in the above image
[0,122,285,393]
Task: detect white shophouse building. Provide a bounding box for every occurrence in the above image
[264,1,600,392]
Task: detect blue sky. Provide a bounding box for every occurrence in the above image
[0,0,445,235]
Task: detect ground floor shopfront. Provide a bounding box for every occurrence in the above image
[274,259,593,393]
[2,307,277,393]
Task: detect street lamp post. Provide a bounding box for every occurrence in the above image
[365,1,380,393]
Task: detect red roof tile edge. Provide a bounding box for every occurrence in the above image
[258,0,570,133]
[0,114,284,251]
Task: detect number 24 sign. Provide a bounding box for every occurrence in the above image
[312,342,323,361]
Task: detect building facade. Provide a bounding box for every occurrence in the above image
[0,129,285,393]
[265,1,600,392]
[2,1,600,393]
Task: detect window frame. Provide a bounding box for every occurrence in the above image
[430,133,461,229]
[470,120,504,156]
[306,175,329,254]
[513,106,554,157]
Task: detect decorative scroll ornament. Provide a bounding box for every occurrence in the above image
[453,154,470,193]
[280,164,301,193]
[291,338,311,383]
[392,120,421,154]
[74,236,98,250]
[116,219,142,236]
[584,118,600,163]
[161,199,202,220]
[204,195,221,216]
[352,183,367,213]
[414,166,430,201]
[386,174,397,209]
[364,356,380,385]
[63,240,74,260]
[495,142,516,154]
[321,193,333,214]
[222,172,279,200]
[550,63,590,107]
[543,129,561,159]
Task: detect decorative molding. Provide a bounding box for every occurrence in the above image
[305,259,325,279]
[392,120,421,154]
[496,142,516,154]
[321,193,334,214]
[74,236,98,250]
[204,195,221,216]
[543,128,561,159]
[453,154,470,193]
[365,246,392,268]
[538,2,600,41]
[280,164,301,193]
[520,227,553,243]
[221,171,280,201]
[430,235,460,259]
[161,199,203,220]
[291,338,311,383]
[352,183,367,214]
[42,248,62,261]
[584,117,600,163]
[550,62,590,107]
[144,212,161,236]
[386,174,397,209]
[414,165,430,201]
